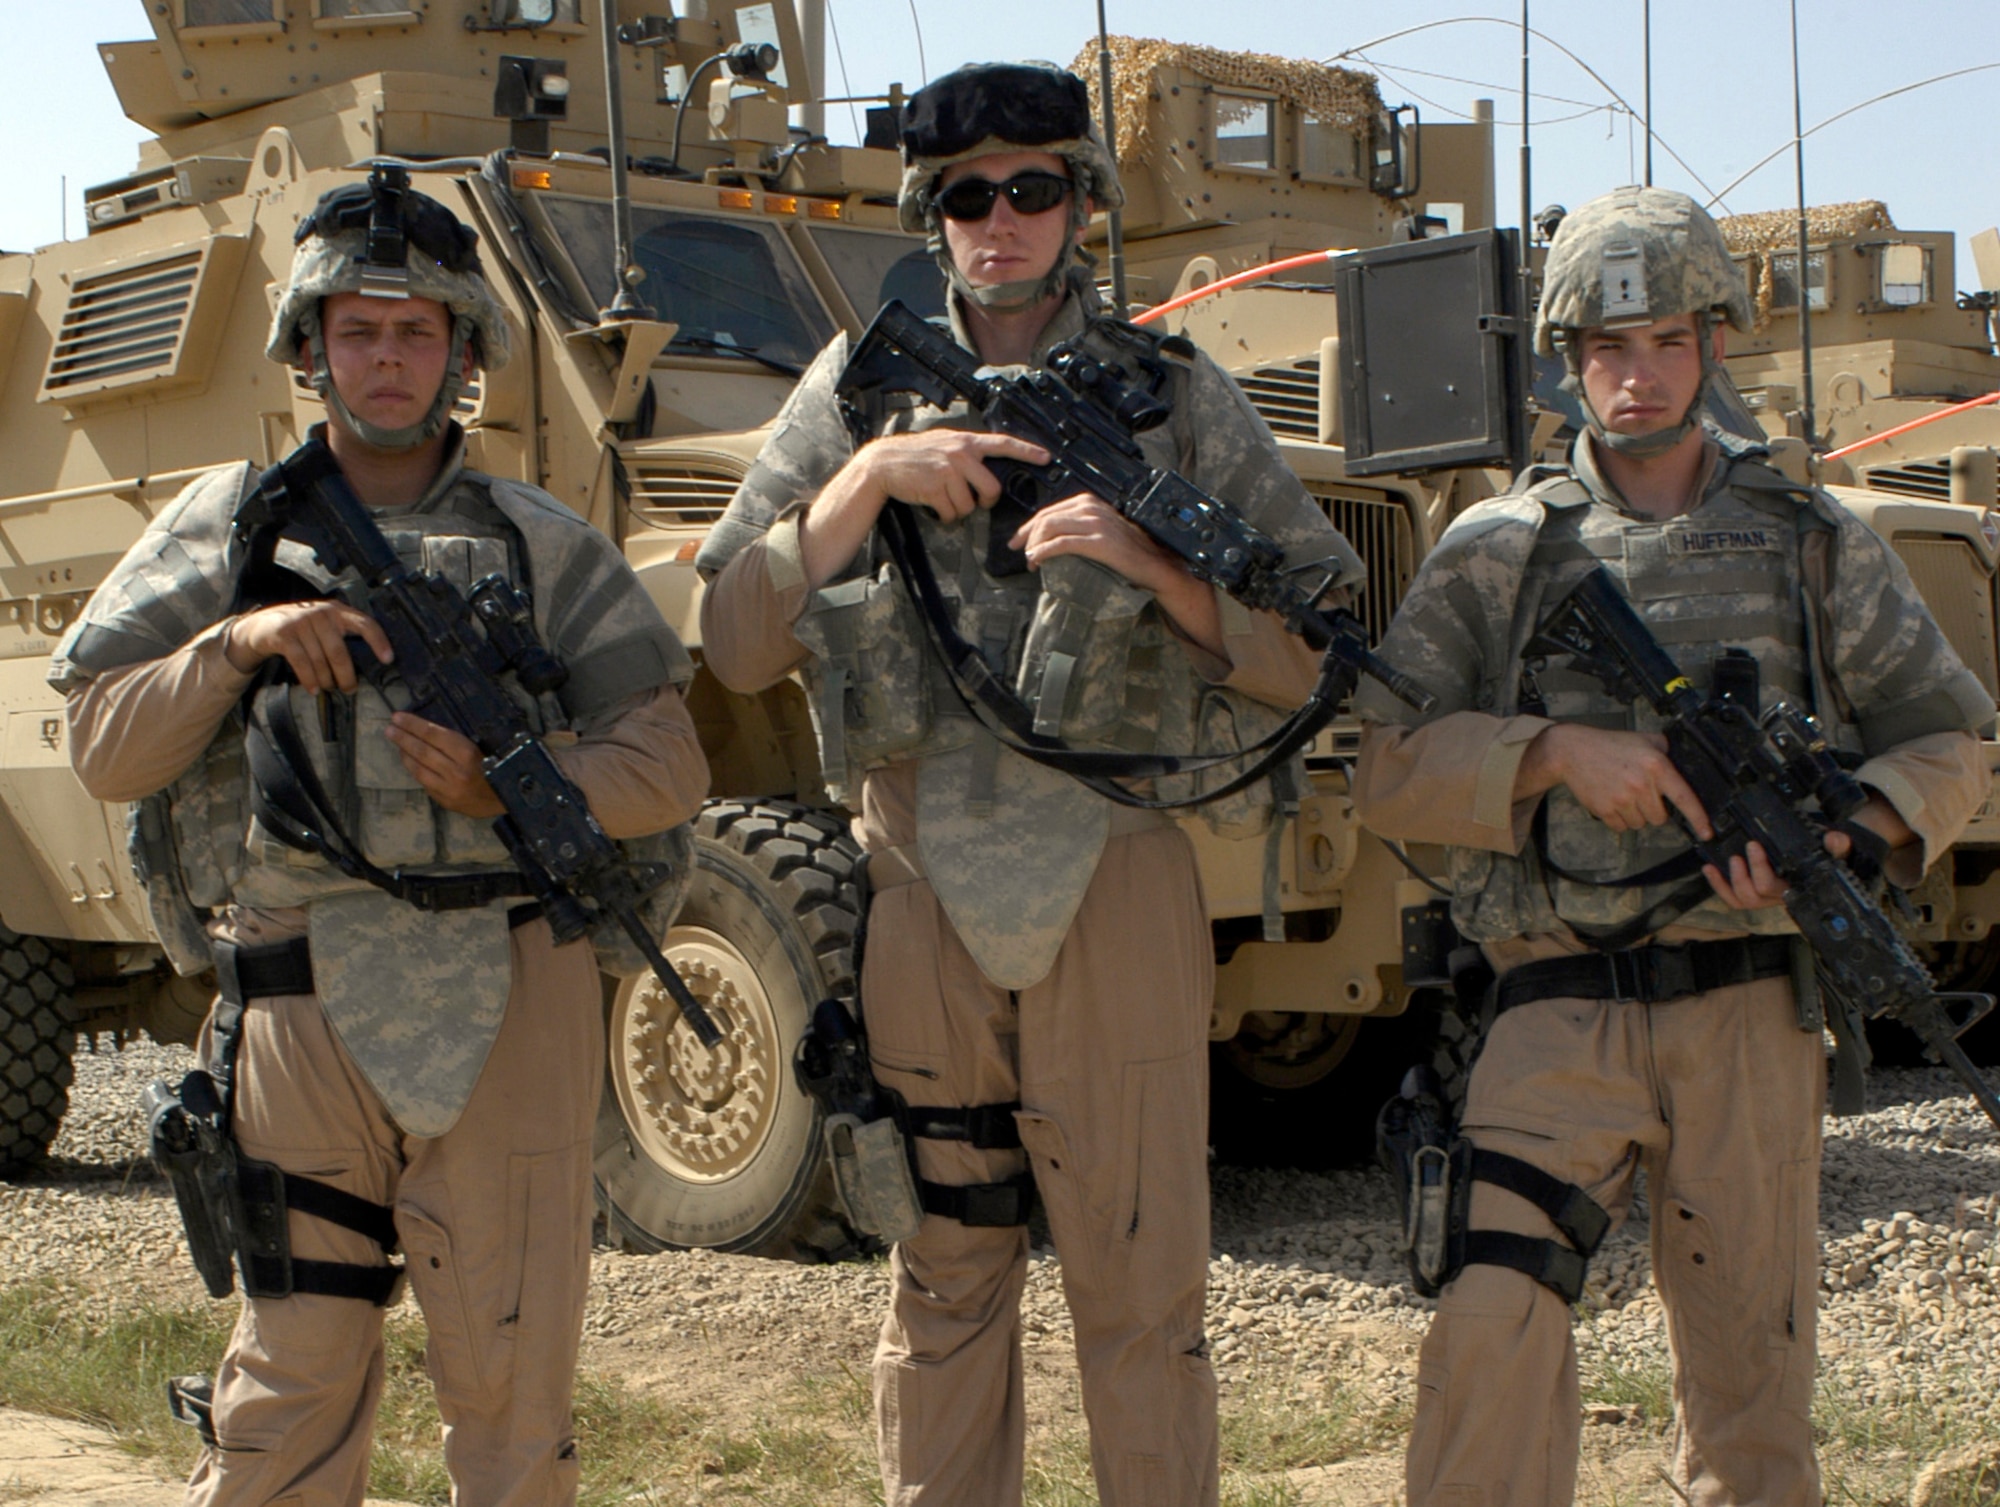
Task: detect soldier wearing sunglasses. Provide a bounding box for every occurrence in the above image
[696,60,1361,1507]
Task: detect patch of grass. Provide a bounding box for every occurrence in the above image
[1578,1352,1675,1429]
[1814,1369,1997,1507]
[1222,1367,1408,1475]
[0,1278,233,1478]
[0,1280,883,1507]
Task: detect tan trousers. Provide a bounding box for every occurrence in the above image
[184,918,603,1507]
[863,825,1219,1507]
[1405,973,1825,1507]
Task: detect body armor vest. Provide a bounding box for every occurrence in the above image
[171,483,555,913]
[1448,471,1841,943]
[791,316,1205,805]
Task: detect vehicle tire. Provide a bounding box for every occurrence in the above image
[0,926,77,1176]
[593,800,868,1261]
[1208,1007,1430,1170]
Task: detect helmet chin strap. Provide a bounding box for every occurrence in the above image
[1561,314,1722,461]
[302,310,474,453]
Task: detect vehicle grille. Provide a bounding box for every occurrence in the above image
[627,458,745,527]
[1307,488,1415,643]
[1236,359,1322,439]
[43,251,200,392]
[1890,534,1999,699]
[1863,457,1952,501]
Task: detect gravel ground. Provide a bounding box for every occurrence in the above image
[7,1036,2000,1501]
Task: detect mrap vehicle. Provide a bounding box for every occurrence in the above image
[0,1,1995,1259]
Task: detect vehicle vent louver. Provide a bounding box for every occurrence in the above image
[43,253,200,392]
[626,459,744,527]
[1236,359,1322,439]
[1861,458,1952,502]
[38,233,250,411]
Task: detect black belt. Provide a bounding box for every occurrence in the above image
[1496,935,1793,1015]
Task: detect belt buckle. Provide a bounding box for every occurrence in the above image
[1645,945,1698,1002]
[960,1181,1026,1227]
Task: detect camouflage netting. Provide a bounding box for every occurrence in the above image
[1718,200,1896,328]
[1071,35,1383,170]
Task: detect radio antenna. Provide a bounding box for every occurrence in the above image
[1642,0,1653,185]
[1095,4,1129,318]
[1789,0,1817,451]
[597,0,649,320]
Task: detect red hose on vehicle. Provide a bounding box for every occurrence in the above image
[1823,390,2000,462]
[1129,248,1350,326]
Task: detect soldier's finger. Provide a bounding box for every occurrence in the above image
[970,433,1051,467]
[1658,767,1713,841]
[962,458,1005,509]
[282,629,337,694]
[339,608,394,666]
[1743,840,1783,898]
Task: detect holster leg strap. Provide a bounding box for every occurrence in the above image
[918,1172,1036,1227]
[1458,1148,1609,1305]
[902,1101,1023,1149]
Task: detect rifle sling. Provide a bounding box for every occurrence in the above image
[244,674,529,912]
[877,500,1337,811]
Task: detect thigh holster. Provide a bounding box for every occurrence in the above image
[144,937,401,1306]
[1377,1067,1608,1305]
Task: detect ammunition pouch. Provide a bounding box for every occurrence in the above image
[1376,1067,1609,1305]
[142,936,402,1306]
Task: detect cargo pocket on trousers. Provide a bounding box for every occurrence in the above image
[1655,1192,1743,1402]
[502,1148,589,1403]
[1117,1054,1209,1321]
[397,1205,503,1404]
[1014,1112,1098,1293]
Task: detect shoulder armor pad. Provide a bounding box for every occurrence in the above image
[1520,471,1593,511]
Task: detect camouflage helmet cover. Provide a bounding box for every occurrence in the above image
[1534,185,1752,355]
[895,61,1124,237]
[265,179,512,373]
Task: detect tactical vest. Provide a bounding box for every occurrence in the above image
[791,316,1206,806]
[1447,469,1843,943]
[167,482,557,914]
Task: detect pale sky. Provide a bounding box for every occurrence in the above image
[7,1,1997,291]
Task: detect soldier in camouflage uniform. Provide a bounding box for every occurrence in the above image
[52,177,709,1507]
[697,61,1361,1507]
[1353,186,1993,1506]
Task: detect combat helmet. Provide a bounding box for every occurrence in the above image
[1535,185,1752,458]
[267,164,512,451]
[897,61,1124,311]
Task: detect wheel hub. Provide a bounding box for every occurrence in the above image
[611,925,782,1183]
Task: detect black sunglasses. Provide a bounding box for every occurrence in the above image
[935,171,1074,222]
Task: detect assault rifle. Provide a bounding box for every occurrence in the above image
[836,300,1434,715]
[1526,566,2000,1130]
[236,438,722,1048]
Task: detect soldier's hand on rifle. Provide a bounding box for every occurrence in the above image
[1517,724,1715,838]
[383,713,505,818]
[1012,494,1226,660]
[799,430,1050,588]
[860,429,1050,523]
[225,600,394,694]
